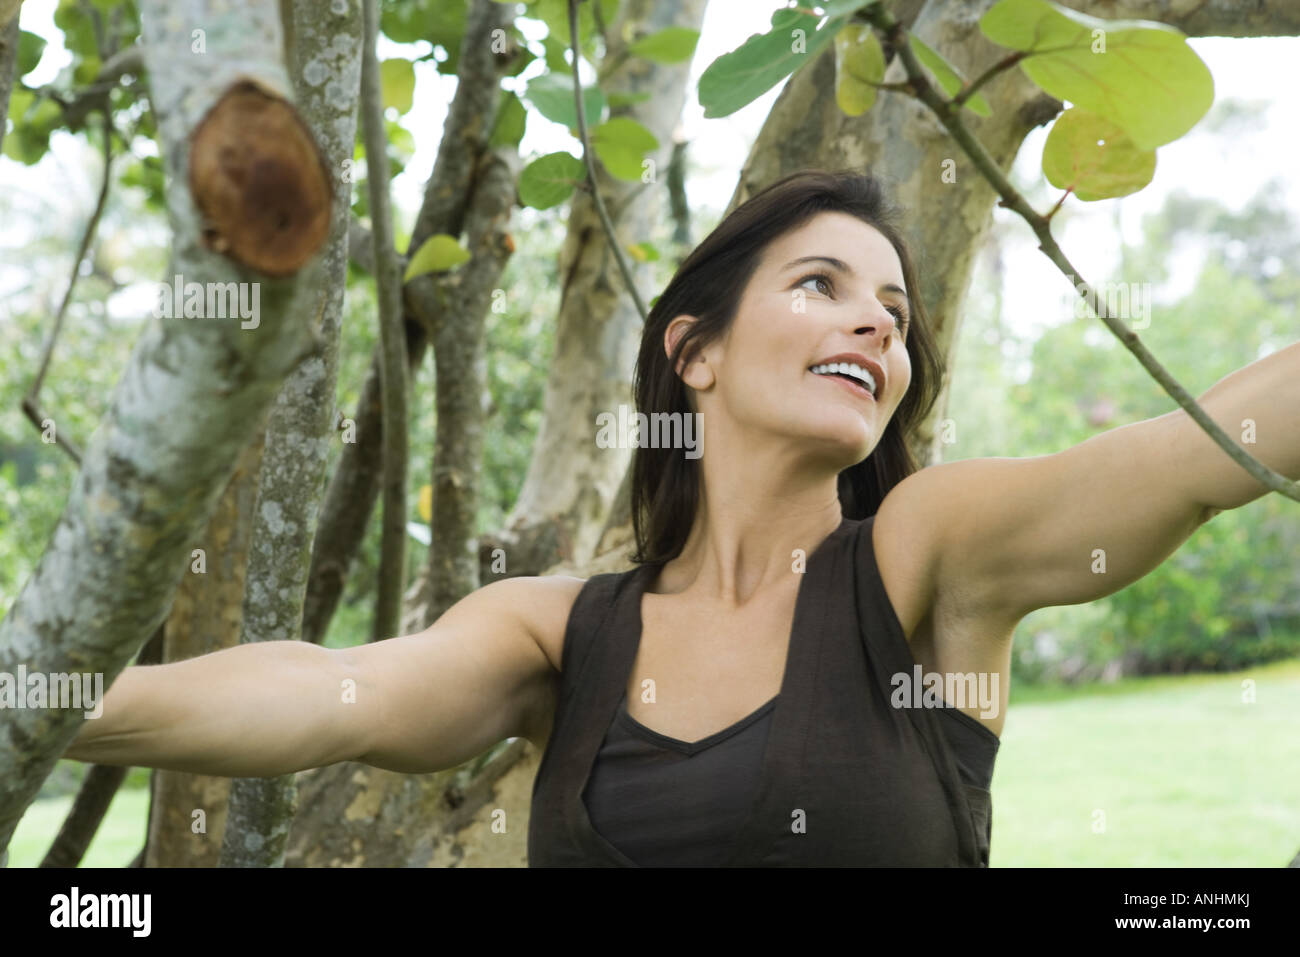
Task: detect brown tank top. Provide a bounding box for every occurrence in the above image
[527,515,999,866]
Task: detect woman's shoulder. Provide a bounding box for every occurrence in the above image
[484,574,590,674]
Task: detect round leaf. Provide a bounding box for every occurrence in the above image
[979,0,1214,149]
[404,234,471,282]
[518,151,586,209]
[1042,107,1156,201]
[834,23,884,117]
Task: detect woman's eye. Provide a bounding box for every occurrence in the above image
[798,273,832,296]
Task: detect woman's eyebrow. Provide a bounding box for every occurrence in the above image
[780,255,908,299]
[782,254,854,275]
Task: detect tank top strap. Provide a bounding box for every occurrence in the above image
[851,513,988,867]
[554,566,645,708]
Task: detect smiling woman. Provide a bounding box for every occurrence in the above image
[527,169,999,867]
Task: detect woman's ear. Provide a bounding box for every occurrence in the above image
[665,315,714,391]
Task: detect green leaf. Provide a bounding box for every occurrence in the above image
[979,0,1213,149]
[54,0,98,60]
[1041,107,1156,201]
[591,117,660,181]
[489,91,528,149]
[817,0,881,15]
[628,27,700,64]
[518,151,586,209]
[908,35,992,117]
[833,23,884,116]
[404,234,472,281]
[380,59,415,115]
[699,8,850,119]
[17,31,47,77]
[3,98,60,165]
[7,87,33,123]
[607,91,653,108]
[539,33,573,74]
[523,72,605,128]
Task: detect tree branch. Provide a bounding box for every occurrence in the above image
[862,2,1300,504]
[27,110,112,401]
[568,0,648,323]
[20,109,113,465]
[360,0,410,640]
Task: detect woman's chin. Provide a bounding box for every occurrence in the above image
[802,424,877,467]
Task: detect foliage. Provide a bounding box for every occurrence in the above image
[693,0,1211,204]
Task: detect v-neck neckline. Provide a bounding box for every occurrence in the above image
[573,515,854,867]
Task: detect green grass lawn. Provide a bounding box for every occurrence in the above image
[994,656,1300,866]
[9,786,148,868]
[8,658,1299,866]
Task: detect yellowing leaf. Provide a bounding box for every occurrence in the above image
[418,484,433,523]
[404,234,471,282]
[834,24,884,117]
[379,58,416,115]
[1042,107,1155,201]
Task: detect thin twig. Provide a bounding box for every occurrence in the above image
[20,397,83,464]
[863,3,1300,504]
[953,50,1022,108]
[568,0,649,323]
[360,0,410,640]
[22,109,112,466]
[1044,187,1072,221]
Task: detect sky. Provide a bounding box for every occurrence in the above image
[5,0,1299,345]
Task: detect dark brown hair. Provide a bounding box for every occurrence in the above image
[629,168,945,566]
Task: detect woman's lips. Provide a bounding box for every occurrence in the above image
[812,370,875,402]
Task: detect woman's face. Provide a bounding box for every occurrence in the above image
[674,211,914,470]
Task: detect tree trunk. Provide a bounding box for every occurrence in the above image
[217,0,363,868]
[0,0,329,856]
[420,148,520,628]
[285,740,539,867]
[145,432,266,867]
[299,0,518,645]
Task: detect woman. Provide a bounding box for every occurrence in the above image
[67,169,1298,867]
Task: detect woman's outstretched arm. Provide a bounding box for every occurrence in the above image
[64,575,580,777]
[64,640,372,777]
[881,340,1300,627]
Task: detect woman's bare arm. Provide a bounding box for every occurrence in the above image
[64,640,371,777]
[63,575,579,778]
